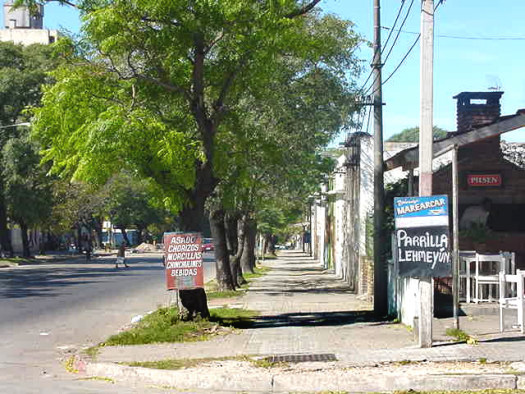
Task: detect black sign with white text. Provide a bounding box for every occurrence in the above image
[396,226,451,277]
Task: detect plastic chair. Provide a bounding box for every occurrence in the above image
[499,269,525,333]
[459,251,476,303]
[474,253,505,303]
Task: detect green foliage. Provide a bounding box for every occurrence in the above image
[384,177,409,233]
[102,171,165,232]
[387,126,448,142]
[47,180,105,235]
[445,328,477,344]
[2,131,52,228]
[0,42,56,128]
[0,42,58,252]
[32,64,198,211]
[29,1,362,224]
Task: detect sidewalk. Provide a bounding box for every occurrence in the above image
[80,251,525,392]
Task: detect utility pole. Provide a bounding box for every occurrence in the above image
[418,0,435,348]
[373,0,387,317]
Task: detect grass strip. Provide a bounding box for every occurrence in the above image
[100,306,257,346]
[205,265,271,299]
[127,355,288,370]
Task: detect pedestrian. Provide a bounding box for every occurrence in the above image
[116,241,129,268]
[82,234,92,261]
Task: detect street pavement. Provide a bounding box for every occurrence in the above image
[88,250,525,393]
[3,249,525,393]
[0,252,216,393]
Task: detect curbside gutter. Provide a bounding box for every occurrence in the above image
[76,358,524,393]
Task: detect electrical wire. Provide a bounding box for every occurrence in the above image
[362,0,415,95]
[382,26,525,41]
[382,0,407,57]
[366,0,444,97]
[358,0,409,93]
[382,0,415,65]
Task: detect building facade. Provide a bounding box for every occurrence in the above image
[1,2,58,45]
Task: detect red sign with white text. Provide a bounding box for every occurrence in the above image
[467,174,502,187]
[163,232,204,290]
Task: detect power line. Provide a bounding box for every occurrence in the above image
[382,33,420,87]
[382,26,525,41]
[359,0,409,93]
[362,0,416,95]
[382,0,415,65]
[366,0,444,97]
[382,0,408,55]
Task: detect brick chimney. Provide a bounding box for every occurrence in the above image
[453,91,503,133]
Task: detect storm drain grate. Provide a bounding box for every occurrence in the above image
[265,353,337,363]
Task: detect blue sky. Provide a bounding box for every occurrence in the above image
[3,0,524,141]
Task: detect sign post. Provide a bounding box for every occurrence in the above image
[394,195,451,346]
[163,232,204,292]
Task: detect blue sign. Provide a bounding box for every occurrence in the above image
[394,195,449,228]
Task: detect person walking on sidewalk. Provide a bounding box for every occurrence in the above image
[115,241,129,268]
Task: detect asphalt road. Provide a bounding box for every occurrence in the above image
[0,252,216,393]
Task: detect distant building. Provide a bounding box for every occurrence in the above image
[1,2,58,45]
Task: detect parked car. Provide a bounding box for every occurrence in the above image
[201,238,214,252]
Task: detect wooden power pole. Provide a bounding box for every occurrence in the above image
[373,0,387,317]
[418,0,435,348]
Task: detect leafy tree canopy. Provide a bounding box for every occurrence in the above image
[29,0,363,221]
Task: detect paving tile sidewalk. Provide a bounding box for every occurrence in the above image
[95,250,525,366]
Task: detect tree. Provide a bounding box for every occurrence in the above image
[103,172,164,245]
[0,42,56,254]
[29,0,359,315]
[2,132,52,257]
[48,180,107,251]
[387,126,448,142]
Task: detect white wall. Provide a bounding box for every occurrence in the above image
[0,28,58,45]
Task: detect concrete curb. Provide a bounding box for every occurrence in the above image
[273,371,517,392]
[84,361,273,392]
[78,359,523,393]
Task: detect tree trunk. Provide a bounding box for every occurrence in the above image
[231,214,247,286]
[241,218,257,274]
[178,194,212,320]
[93,217,103,248]
[137,226,144,245]
[210,209,235,291]
[224,212,238,256]
[76,226,82,253]
[118,226,130,245]
[0,205,12,257]
[266,233,276,255]
[176,90,219,319]
[20,221,30,258]
[0,179,12,256]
